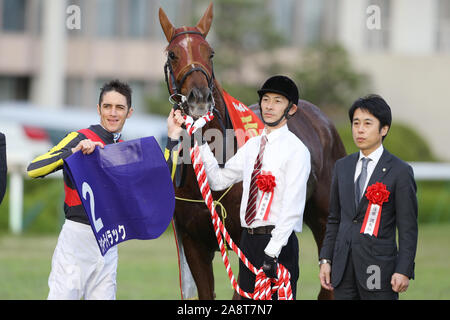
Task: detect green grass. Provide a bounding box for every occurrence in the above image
[0,224,449,300]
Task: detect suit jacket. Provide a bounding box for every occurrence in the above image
[320,148,418,291]
[0,132,6,204]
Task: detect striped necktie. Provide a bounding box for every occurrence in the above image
[245,135,268,226]
[355,157,370,207]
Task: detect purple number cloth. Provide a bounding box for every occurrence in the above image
[64,136,175,255]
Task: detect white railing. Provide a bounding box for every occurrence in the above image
[5,162,450,234]
[409,162,450,180]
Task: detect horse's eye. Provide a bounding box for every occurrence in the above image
[210,51,215,59]
[168,51,176,60]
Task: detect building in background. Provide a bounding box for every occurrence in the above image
[0,0,449,159]
[268,0,450,160]
[0,0,192,112]
[336,0,450,161]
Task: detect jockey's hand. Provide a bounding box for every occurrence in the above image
[262,254,278,279]
[71,139,104,155]
[168,108,185,140]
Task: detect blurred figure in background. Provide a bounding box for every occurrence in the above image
[0,132,6,205]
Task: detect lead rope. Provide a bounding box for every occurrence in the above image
[183,113,293,300]
[175,185,233,258]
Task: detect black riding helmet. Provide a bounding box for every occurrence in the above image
[257,75,299,127]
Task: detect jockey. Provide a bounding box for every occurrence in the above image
[27,80,134,300]
[28,79,178,300]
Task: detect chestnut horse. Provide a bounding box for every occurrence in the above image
[159,3,346,300]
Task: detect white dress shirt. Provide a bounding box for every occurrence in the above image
[199,124,311,257]
[354,144,384,192]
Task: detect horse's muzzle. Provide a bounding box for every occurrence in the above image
[187,87,214,119]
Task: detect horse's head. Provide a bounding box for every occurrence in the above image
[159,3,215,119]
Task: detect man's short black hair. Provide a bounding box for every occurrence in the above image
[99,79,132,108]
[349,94,392,136]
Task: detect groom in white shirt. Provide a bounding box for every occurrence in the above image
[168,75,311,299]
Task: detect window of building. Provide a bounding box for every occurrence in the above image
[96,0,119,37]
[128,0,148,38]
[66,0,86,37]
[270,0,295,43]
[437,0,450,52]
[1,0,26,32]
[365,0,391,51]
[269,0,337,47]
[0,76,30,101]
[302,0,326,45]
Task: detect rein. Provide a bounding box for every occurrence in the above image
[175,185,234,255]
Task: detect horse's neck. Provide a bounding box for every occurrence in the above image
[204,80,238,162]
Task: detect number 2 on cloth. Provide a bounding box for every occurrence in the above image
[82,182,104,232]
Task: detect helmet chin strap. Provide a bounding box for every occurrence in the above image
[261,102,294,127]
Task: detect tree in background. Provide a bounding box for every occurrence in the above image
[207,0,287,105]
[202,0,284,82]
[271,44,372,119]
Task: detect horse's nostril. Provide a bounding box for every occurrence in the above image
[187,89,198,104]
[187,88,213,105]
[199,88,213,104]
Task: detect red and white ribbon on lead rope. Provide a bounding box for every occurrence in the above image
[183,112,214,136]
[183,113,293,300]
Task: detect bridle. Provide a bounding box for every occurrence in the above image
[163,28,231,170]
[164,30,216,115]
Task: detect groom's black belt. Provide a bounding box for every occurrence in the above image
[245,225,275,235]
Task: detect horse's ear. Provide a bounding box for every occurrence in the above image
[196,2,213,38]
[159,7,175,42]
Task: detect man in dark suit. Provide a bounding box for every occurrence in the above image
[319,94,418,299]
[0,132,6,205]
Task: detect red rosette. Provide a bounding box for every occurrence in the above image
[256,173,276,193]
[361,182,390,237]
[365,182,390,205]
